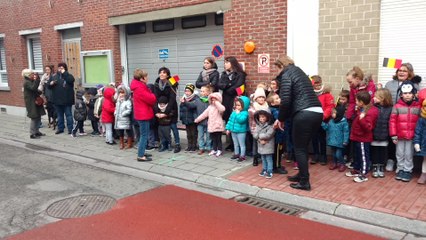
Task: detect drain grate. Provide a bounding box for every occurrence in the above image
[46,194,117,219]
[234,196,302,216]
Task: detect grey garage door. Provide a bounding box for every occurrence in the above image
[126,13,224,98]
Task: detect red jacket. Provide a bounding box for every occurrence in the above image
[318,91,334,122]
[346,80,376,121]
[389,99,421,140]
[101,87,116,123]
[130,78,157,121]
[350,105,379,142]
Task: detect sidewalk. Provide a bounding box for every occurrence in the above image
[1,113,426,238]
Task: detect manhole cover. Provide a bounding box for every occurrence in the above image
[234,195,302,216]
[46,194,117,219]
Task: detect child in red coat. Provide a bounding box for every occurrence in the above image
[311,75,334,165]
[101,87,116,145]
[346,91,379,183]
[389,81,421,182]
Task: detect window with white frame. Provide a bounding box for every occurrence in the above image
[26,34,43,72]
[0,37,7,87]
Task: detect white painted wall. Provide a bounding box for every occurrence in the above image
[287,0,319,76]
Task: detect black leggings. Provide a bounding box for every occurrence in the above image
[292,110,323,180]
[210,132,223,151]
[117,129,133,138]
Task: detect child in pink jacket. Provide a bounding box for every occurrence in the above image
[195,92,225,157]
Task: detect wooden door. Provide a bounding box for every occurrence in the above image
[63,40,81,85]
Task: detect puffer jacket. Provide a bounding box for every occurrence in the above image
[389,99,420,140]
[277,64,321,121]
[322,118,349,148]
[114,85,132,129]
[226,96,250,133]
[73,90,87,121]
[316,85,334,122]
[217,71,246,121]
[101,87,116,124]
[346,80,376,121]
[180,95,199,125]
[194,92,225,133]
[413,117,426,156]
[350,105,379,142]
[253,110,275,155]
[372,104,392,141]
[193,95,209,126]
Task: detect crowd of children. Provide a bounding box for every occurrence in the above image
[37,62,426,185]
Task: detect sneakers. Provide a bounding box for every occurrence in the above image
[259,170,266,177]
[71,133,77,138]
[215,150,222,157]
[385,159,394,172]
[372,165,379,178]
[378,164,385,178]
[338,164,347,172]
[78,132,87,136]
[346,162,354,169]
[329,163,338,170]
[395,171,404,180]
[265,172,273,179]
[354,175,368,183]
[293,162,299,170]
[230,154,240,160]
[345,170,360,177]
[237,156,246,162]
[198,150,205,155]
[208,150,217,156]
[401,171,412,182]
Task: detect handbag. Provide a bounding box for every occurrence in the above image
[35,96,45,106]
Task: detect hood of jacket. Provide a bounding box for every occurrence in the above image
[254,109,273,125]
[116,84,131,100]
[103,87,115,101]
[76,90,85,100]
[239,95,251,111]
[208,92,222,103]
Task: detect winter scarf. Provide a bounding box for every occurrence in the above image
[158,79,168,91]
[314,85,324,96]
[200,96,209,103]
[158,103,168,112]
[252,102,269,111]
[184,93,195,102]
[201,68,216,81]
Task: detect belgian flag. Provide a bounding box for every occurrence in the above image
[236,84,245,96]
[383,58,402,69]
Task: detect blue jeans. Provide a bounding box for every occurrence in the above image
[197,124,211,150]
[231,132,246,156]
[331,146,344,165]
[55,104,73,132]
[171,123,180,145]
[261,154,273,174]
[137,120,150,158]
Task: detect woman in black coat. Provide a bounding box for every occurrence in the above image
[23,69,46,139]
[217,56,246,122]
[195,57,220,92]
[273,56,323,191]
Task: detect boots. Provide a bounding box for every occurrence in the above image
[287,173,300,182]
[253,154,259,166]
[119,137,125,149]
[290,177,311,191]
[126,137,133,149]
[378,164,385,178]
[310,154,319,164]
[174,144,181,153]
[418,173,426,184]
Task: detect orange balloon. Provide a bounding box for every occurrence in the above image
[244,41,255,54]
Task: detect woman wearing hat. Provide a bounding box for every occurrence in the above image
[23,69,46,139]
[273,56,323,191]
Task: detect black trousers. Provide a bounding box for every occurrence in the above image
[211,132,223,151]
[371,145,387,165]
[273,142,284,170]
[185,123,198,148]
[292,110,323,180]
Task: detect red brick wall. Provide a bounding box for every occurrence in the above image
[0,0,286,107]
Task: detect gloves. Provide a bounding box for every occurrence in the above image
[414,144,421,152]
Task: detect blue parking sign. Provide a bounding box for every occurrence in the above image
[159,49,169,60]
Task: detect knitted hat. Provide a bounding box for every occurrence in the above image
[158,96,168,104]
[96,84,104,89]
[185,84,195,94]
[333,104,346,123]
[399,81,417,95]
[21,69,33,78]
[253,88,266,101]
